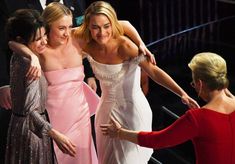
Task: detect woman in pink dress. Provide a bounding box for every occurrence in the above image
[10,3,99,164]
[35,3,99,164]
[5,9,76,164]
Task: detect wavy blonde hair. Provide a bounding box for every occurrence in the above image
[74,1,124,42]
[188,52,229,90]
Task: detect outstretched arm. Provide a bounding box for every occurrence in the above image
[101,111,198,149]
[100,117,139,144]
[140,60,199,108]
[120,36,199,108]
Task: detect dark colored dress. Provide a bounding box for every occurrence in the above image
[5,54,55,164]
[138,108,235,164]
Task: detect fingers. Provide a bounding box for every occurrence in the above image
[60,140,76,157]
[0,98,11,109]
[100,124,113,137]
[149,54,156,65]
[0,88,12,109]
[110,116,122,130]
[66,141,76,157]
[100,124,111,134]
[139,44,156,65]
[26,66,41,81]
[5,95,12,109]
[182,97,200,109]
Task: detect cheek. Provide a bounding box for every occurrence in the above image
[50,30,60,38]
[33,42,44,53]
[89,28,95,34]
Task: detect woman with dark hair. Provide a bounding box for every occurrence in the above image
[5,9,76,164]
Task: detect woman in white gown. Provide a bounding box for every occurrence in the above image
[76,1,199,164]
[87,55,153,164]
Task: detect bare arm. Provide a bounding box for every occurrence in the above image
[119,20,156,64]
[100,117,139,144]
[9,41,41,80]
[141,69,149,96]
[48,129,76,157]
[9,41,37,59]
[140,60,199,108]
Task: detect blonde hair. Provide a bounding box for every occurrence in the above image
[188,52,229,90]
[42,2,72,33]
[75,1,124,42]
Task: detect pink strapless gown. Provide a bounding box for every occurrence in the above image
[44,66,99,164]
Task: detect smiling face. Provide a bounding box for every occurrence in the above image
[48,15,73,46]
[28,27,47,55]
[88,14,112,45]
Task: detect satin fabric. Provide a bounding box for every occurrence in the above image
[45,66,99,164]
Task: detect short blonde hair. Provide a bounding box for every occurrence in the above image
[42,2,72,33]
[188,52,229,90]
[75,1,124,42]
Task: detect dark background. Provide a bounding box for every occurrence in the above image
[86,0,235,163]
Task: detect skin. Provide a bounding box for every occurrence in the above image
[28,27,77,157]
[40,15,83,71]
[84,14,199,108]
[0,28,47,109]
[0,88,11,109]
[100,61,235,148]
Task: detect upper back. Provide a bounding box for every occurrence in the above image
[203,91,235,115]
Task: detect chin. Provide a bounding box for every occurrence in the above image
[37,48,46,54]
[98,39,109,45]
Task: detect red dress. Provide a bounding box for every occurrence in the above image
[138,108,235,164]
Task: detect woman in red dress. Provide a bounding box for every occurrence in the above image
[101,52,235,164]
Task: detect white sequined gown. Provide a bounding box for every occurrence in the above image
[87,55,153,164]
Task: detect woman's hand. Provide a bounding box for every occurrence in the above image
[49,129,76,157]
[87,77,97,92]
[0,87,11,109]
[26,55,41,81]
[100,116,122,138]
[181,94,200,108]
[224,88,234,98]
[139,42,156,65]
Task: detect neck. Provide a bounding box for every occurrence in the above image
[206,89,225,102]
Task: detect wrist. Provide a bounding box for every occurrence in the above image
[48,128,57,138]
[118,128,125,139]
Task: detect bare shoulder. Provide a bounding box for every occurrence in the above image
[71,29,86,50]
[118,36,139,58]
